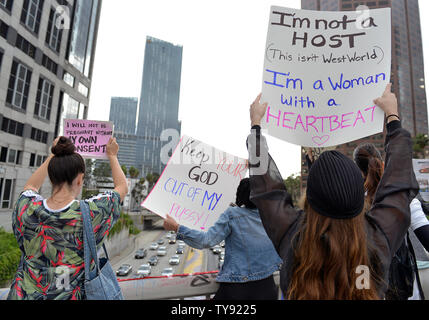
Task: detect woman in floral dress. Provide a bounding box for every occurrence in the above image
[7,136,128,300]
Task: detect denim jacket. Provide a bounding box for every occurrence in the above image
[176,206,282,283]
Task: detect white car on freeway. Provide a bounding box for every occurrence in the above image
[169,255,180,265]
[157,246,167,256]
[161,267,174,277]
[136,264,151,277]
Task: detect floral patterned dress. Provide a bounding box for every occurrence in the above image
[7,190,121,300]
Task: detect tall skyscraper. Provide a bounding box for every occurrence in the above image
[300,0,428,190]
[136,36,182,177]
[109,97,138,170]
[0,0,102,225]
[109,97,138,135]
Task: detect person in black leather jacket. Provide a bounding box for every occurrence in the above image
[247,85,419,299]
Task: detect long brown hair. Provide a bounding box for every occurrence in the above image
[287,199,381,300]
[353,144,384,210]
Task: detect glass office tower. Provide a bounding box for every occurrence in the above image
[136,36,182,177]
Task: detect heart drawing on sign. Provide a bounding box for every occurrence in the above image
[312,135,330,146]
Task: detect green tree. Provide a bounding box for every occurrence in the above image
[284,173,301,207]
[0,227,21,286]
[129,166,140,179]
[83,159,94,187]
[131,178,146,209]
[93,161,112,180]
[145,173,160,196]
[108,212,140,238]
[413,133,429,159]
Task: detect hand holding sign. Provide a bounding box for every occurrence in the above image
[373,83,399,121]
[163,215,179,233]
[106,137,119,158]
[250,93,268,127]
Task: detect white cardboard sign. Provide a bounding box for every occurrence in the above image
[413,159,429,202]
[141,135,248,231]
[261,6,391,147]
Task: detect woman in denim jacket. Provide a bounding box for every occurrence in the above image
[163,178,282,300]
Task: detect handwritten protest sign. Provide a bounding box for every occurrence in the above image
[63,119,114,159]
[261,6,391,147]
[141,135,248,231]
[413,159,429,202]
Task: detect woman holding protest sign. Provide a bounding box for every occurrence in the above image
[163,178,282,300]
[247,84,419,299]
[7,136,128,300]
[353,142,429,300]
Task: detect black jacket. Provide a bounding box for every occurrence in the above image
[246,121,419,299]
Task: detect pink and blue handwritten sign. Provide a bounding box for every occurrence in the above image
[63,119,114,159]
[141,135,248,231]
[262,6,391,147]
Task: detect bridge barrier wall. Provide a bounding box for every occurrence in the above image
[0,271,280,300]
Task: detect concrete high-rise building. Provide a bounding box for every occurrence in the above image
[109,97,138,135]
[136,36,182,177]
[109,97,138,170]
[300,0,428,190]
[0,0,102,228]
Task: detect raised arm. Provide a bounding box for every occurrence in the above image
[367,84,419,257]
[23,137,59,192]
[163,211,231,250]
[106,137,128,202]
[247,94,299,251]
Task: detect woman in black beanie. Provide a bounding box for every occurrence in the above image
[247,84,419,299]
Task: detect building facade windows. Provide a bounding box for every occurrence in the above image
[20,0,44,34]
[15,34,36,58]
[63,71,75,87]
[66,0,99,76]
[30,127,48,143]
[42,54,58,75]
[0,178,15,209]
[0,0,13,12]
[29,153,46,167]
[0,19,9,39]
[1,118,24,137]
[34,77,54,120]
[46,7,63,53]
[78,82,88,97]
[0,147,22,165]
[7,61,32,110]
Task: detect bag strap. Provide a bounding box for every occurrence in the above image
[81,200,100,281]
[406,231,426,300]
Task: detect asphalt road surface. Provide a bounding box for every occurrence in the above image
[112,224,222,280]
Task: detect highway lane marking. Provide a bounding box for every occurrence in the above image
[184,249,204,274]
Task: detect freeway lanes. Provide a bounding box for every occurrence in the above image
[111,222,222,280]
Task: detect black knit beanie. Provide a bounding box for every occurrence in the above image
[306,150,365,219]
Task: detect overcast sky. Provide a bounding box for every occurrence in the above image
[89,0,429,178]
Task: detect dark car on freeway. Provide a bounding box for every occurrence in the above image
[148,255,159,266]
[134,248,147,259]
[176,246,184,254]
[116,264,132,276]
